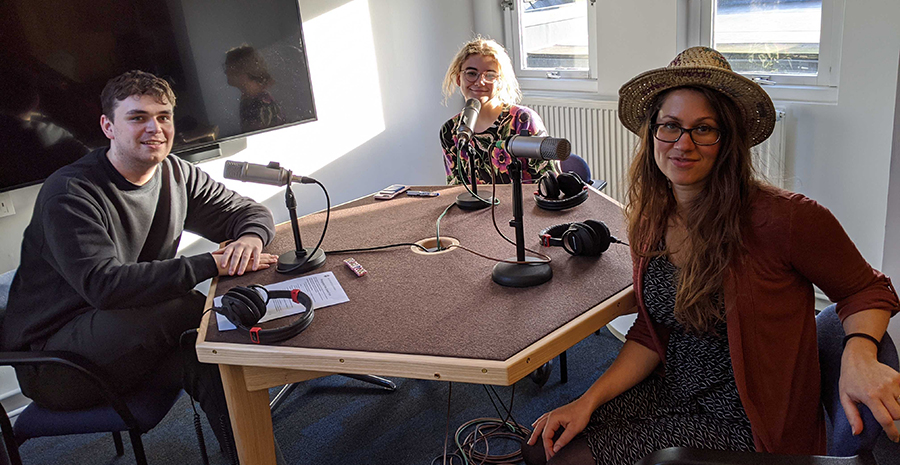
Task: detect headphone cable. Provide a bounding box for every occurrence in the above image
[485,165,551,263]
[455,143,500,206]
[326,243,428,254]
[435,201,456,251]
[449,384,530,465]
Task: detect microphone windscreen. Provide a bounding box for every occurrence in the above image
[459,99,481,130]
[540,138,571,161]
[223,160,245,180]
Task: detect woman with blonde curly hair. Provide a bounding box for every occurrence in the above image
[439,37,557,185]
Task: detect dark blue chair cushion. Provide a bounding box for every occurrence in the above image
[13,387,182,440]
[559,154,591,183]
[816,304,899,456]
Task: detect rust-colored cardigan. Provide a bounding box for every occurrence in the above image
[625,187,899,454]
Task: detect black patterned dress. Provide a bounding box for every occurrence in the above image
[581,255,755,465]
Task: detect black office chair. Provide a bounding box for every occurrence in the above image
[0,269,200,465]
[0,352,187,465]
[635,304,899,465]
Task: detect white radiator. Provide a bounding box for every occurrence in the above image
[522,97,787,202]
[750,108,787,188]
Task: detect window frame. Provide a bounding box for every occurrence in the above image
[503,0,599,92]
[686,0,844,102]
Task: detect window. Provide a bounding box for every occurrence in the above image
[689,0,844,100]
[503,0,598,92]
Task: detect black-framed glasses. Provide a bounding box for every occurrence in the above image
[652,122,721,146]
[461,69,499,84]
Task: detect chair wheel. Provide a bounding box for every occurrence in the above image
[529,359,554,386]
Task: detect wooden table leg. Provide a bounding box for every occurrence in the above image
[219,364,277,465]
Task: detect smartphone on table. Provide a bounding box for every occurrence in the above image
[374,184,409,200]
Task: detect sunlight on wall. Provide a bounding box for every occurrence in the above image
[182,0,385,251]
[201,0,384,200]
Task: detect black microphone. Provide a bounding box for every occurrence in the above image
[223,161,316,186]
[496,135,571,161]
[456,98,481,146]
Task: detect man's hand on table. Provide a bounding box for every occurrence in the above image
[213,234,278,276]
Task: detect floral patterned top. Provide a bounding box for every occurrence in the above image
[439,105,557,185]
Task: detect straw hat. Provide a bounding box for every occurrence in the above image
[618,46,776,147]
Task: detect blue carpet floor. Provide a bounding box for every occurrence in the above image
[13,329,623,465]
[12,328,900,464]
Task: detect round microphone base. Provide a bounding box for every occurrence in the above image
[277,248,326,274]
[491,257,552,288]
[456,192,494,210]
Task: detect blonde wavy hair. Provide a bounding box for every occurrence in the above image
[625,86,762,334]
[441,37,521,107]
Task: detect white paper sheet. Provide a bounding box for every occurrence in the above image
[214,271,349,331]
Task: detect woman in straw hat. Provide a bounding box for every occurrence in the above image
[440,37,558,184]
[523,47,899,465]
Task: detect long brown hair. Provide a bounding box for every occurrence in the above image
[624,86,759,333]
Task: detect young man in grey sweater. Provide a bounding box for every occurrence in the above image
[0,70,278,460]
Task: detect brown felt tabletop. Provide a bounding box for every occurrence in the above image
[204,185,633,361]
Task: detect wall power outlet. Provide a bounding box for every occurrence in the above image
[0,192,15,218]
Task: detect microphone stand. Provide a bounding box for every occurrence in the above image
[277,177,326,274]
[491,158,552,287]
[455,139,493,210]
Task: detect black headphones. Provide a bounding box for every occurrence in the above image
[539,220,615,256]
[215,285,314,344]
[534,171,589,211]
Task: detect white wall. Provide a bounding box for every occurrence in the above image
[783,0,900,349]
[0,185,39,271]
[786,1,900,271]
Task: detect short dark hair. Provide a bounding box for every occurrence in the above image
[100,70,176,121]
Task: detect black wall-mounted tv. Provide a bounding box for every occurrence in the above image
[0,0,317,193]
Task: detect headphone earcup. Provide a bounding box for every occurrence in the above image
[221,287,267,327]
[556,172,585,198]
[538,172,560,199]
[581,219,611,255]
[562,223,592,255]
[562,220,611,256]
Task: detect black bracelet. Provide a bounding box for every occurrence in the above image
[842,332,881,349]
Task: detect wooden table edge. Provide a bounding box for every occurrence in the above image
[197,286,636,391]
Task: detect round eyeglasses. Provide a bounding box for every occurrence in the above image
[652,122,721,146]
[461,69,499,84]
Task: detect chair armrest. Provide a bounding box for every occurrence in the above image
[0,350,140,430]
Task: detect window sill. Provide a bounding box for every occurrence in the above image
[520,81,838,106]
[762,84,838,105]
[518,76,599,93]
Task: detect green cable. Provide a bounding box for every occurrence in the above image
[435,202,456,251]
